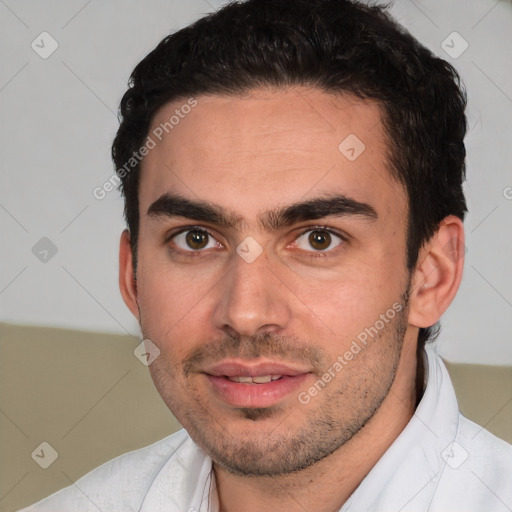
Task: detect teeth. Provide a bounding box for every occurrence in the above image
[227,375,283,384]
[252,375,272,383]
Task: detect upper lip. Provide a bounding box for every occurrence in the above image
[204,360,311,377]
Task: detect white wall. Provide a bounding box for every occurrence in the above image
[1,0,511,364]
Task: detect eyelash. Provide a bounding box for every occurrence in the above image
[165,226,221,259]
[165,225,348,258]
[292,225,348,258]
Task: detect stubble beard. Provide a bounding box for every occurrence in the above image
[160,293,411,477]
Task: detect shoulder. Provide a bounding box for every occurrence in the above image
[19,429,191,512]
[458,414,512,477]
[432,414,512,512]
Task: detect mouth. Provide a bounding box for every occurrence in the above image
[203,360,312,408]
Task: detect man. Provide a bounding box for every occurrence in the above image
[22,0,512,511]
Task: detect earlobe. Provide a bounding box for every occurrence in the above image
[119,229,140,320]
[408,216,465,329]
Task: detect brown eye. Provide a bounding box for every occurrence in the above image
[294,228,343,252]
[172,229,219,252]
[308,230,332,251]
[185,230,209,249]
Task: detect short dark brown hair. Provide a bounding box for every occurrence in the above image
[112,0,468,347]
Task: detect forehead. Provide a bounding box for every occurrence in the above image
[139,87,406,221]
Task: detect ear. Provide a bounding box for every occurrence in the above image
[408,215,465,328]
[119,229,140,321]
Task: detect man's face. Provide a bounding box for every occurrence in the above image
[129,88,415,476]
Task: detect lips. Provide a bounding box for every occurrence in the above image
[203,359,311,408]
[205,360,309,378]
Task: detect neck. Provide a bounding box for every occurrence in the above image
[213,342,423,512]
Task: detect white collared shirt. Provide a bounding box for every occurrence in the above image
[21,345,512,512]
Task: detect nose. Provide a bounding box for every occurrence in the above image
[212,249,292,338]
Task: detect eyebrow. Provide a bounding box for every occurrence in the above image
[147,193,378,231]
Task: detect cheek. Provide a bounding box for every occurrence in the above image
[286,266,398,334]
[137,252,215,314]
[135,261,221,359]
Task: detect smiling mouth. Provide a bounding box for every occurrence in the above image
[204,359,310,378]
[200,359,313,407]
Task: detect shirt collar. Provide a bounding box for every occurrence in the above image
[139,432,216,512]
[341,344,460,511]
